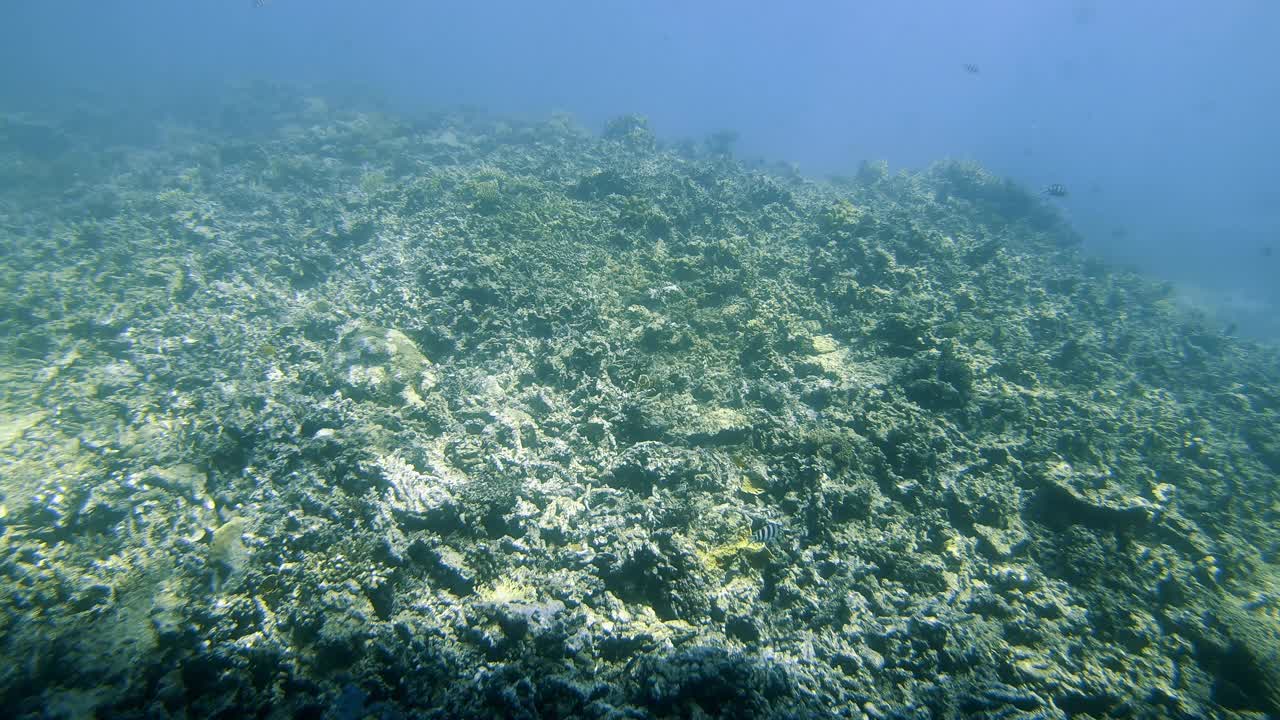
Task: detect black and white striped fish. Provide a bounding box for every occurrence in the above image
[751,521,784,543]
[1042,183,1069,198]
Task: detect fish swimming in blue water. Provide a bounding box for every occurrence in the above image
[1042,184,1069,198]
[962,63,980,75]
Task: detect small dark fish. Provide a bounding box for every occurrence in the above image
[751,521,783,543]
[1042,184,1069,198]
[962,63,980,75]
[1262,246,1274,258]
[253,0,268,6]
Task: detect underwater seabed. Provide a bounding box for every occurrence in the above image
[1172,283,1280,345]
[1,90,1280,719]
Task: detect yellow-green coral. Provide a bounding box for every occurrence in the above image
[696,529,765,569]
[479,578,535,606]
[466,179,500,208]
[821,199,866,234]
[808,334,840,355]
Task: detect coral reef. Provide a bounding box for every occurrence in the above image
[1,89,1279,718]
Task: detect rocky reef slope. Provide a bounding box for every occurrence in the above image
[2,91,1279,718]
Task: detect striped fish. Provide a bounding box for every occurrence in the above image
[751,521,784,543]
